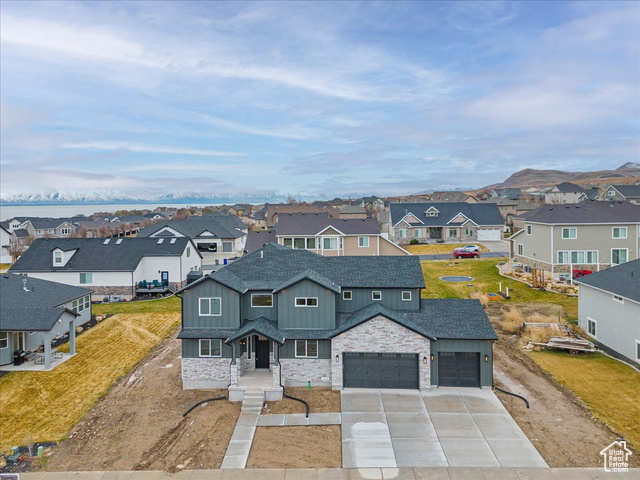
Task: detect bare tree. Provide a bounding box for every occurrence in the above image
[7,238,27,262]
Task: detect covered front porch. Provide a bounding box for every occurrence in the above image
[226,317,285,402]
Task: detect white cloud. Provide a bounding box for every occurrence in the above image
[59,141,245,157]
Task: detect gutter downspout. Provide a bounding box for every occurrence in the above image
[550,225,554,280]
[131,271,135,299]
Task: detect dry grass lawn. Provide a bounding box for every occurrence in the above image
[0,312,179,452]
[530,351,640,449]
[406,243,489,255]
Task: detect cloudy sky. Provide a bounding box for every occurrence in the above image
[1,1,638,198]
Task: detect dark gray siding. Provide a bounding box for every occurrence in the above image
[277,279,336,329]
[279,339,331,359]
[182,278,240,329]
[241,290,278,321]
[337,288,420,312]
[181,339,234,358]
[430,339,493,387]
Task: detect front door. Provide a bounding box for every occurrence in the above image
[255,338,270,369]
[12,332,25,351]
[161,271,169,286]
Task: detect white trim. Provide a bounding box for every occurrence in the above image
[251,293,273,308]
[372,291,382,301]
[317,225,346,236]
[295,297,318,307]
[358,236,370,248]
[445,212,470,225]
[612,227,627,239]
[401,291,411,301]
[343,290,352,301]
[393,212,424,227]
[199,339,222,357]
[460,218,479,227]
[294,339,318,358]
[587,317,597,338]
[199,297,222,316]
[561,227,577,239]
[574,282,640,305]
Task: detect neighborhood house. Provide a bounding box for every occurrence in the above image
[178,243,497,400]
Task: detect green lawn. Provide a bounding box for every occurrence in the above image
[531,351,640,449]
[92,295,181,316]
[421,258,578,318]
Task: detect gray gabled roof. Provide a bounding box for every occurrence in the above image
[553,182,584,193]
[13,228,30,238]
[181,242,425,293]
[273,269,340,294]
[522,200,640,224]
[275,213,379,236]
[0,306,79,332]
[390,202,503,227]
[137,213,246,240]
[575,259,640,303]
[607,184,640,198]
[226,317,285,344]
[10,237,195,273]
[244,230,277,253]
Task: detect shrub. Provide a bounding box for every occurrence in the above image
[502,305,525,333]
[409,239,419,245]
[527,326,555,344]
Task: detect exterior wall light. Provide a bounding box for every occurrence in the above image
[422,356,427,364]
[335,355,340,363]
[430,353,434,362]
[484,355,489,362]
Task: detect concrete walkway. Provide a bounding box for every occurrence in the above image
[13,468,640,479]
[341,388,547,469]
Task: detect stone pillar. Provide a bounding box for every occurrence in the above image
[69,320,76,356]
[272,365,281,388]
[229,364,238,386]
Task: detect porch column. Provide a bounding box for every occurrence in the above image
[231,343,237,365]
[44,333,52,370]
[272,343,282,388]
[69,320,76,356]
[274,343,280,366]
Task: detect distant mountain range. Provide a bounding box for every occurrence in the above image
[484,162,640,190]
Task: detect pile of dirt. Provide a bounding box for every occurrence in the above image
[34,334,240,472]
[487,306,640,467]
[247,426,341,468]
[264,387,341,414]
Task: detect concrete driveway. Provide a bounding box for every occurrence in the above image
[341,388,547,469]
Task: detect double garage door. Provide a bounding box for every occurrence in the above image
[477,229,501,241]
[343,353,418,389]
[342,351,481,389]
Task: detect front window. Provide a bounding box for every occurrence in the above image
[199,297,222,316]
[295,340,318,358]
[84,295,91,310]
[613,227,627,239]
[562,228,577,239]
[571,251,585,264]
[587,318,596,337]
[323,237,338,250]
[199,339,222,357]
[586,251,598,264]
[79,273,93,284]
[61,228,70,235]
[557,251,569,264]
[358,237,369,248]
[343,290,352,300]
[306,237,316,249]
[295,297,318,307]
[0,332,8,349]
[54,251,62,264]
[48,229,55,234]
[398,229,406,239]
[414,228,422,238]
[222,241,233,253]
[372,291,382,301]
[612,249,628,265]
[402,291,411,301]
[283,238,292,248]
[251,294,273,307]
[449,229,457,238]
[293,238,306,249]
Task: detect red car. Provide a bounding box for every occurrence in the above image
[453,245,480,259]
[572,269,593,279]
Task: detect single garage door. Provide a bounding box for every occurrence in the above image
[477,229,501,241]
[343,352,418,389]
[438,352,480,387]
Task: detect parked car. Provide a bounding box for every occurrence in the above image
[572,269,593,279]
[453,245,480,258]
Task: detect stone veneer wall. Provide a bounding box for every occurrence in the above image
[331,315,431,390]
[280,359,332,387]
[238,352,254,374]
[182,357,231,389]
[90,286,134,301]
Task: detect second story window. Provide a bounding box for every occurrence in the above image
[343,290,352,300]
[562,228,577,239]
[402,291,411,301]
[251,294,273,307]
[54,251,62,264]
[295,297,318,307]
[61,228,70,235]
[526,225,532,235]
[199,297,222,316]
[612,227,627,239]
[79,273,93,284]
[358,237,369,247]
[372,291,382,301]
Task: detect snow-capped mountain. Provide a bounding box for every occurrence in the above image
[0,190,144,205]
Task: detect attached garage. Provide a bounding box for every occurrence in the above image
[437,352,480,387]
[477,228,502,241]
[343,352,418,389]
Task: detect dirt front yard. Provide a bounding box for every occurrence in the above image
[36,334,240,472]
[264,387,341,414]
[486,303,640,467]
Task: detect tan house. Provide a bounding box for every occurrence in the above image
[247,212,409,256]
[510,201,640,279]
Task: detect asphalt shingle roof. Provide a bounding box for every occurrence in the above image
[522,200,640,224]
[553,182,584,193]
[390,202,503,227]
[273,269,340,293]
[244,230,277,253]
[0,306,78,332]
[576,259,640,303]
[226,317,285,344]
[137,214,246,240]
[609,185,640,198]
[10,237,193,272]
[275,212,379,236]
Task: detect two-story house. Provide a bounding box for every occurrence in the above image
[10,237,202,300]
[510,200,640,279]
[389,203,504,244]
[575,260,639,366]
[0,224,12,264]
[0,274,92,370]
[177,243,497,400]
[246,213,408,256]
[601,185,640,204]
[545,182,585,204]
